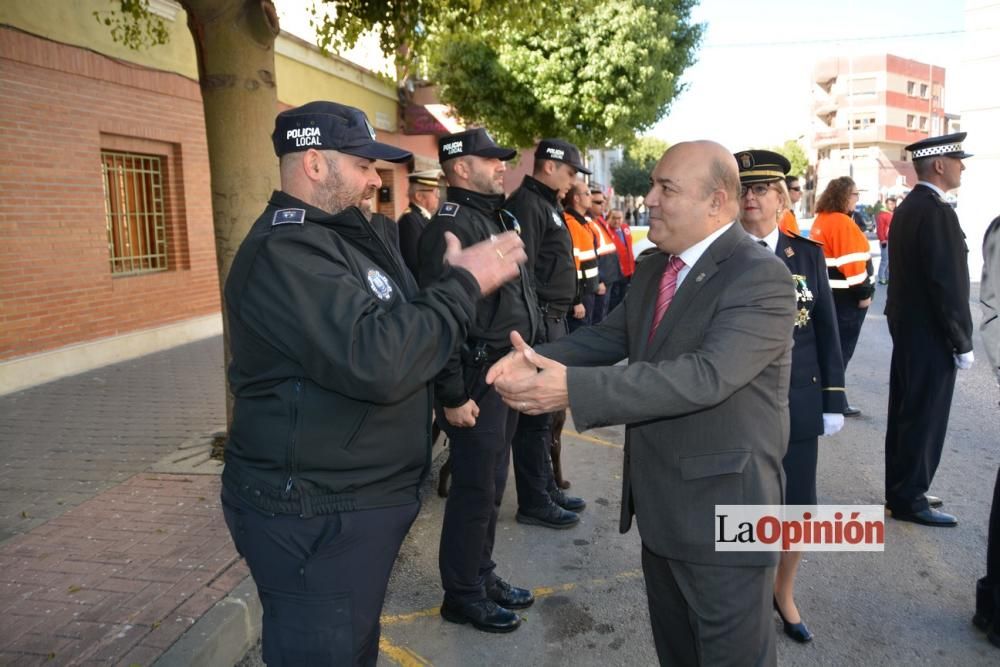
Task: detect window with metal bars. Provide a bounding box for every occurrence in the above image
[101,150,168,275]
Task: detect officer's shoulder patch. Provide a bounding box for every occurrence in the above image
[551,211,563,227]
[366,268,394,301]
[438,202,460,217]
[272,208,305,226]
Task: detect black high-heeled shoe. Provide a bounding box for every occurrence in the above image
[773,597,814,643]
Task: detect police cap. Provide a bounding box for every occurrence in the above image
[438,128,517,163]
[536,138,592,175]
[409,170,443,187]
[905,132,973,160]
[734,149,791,184]
[272,101,411,163]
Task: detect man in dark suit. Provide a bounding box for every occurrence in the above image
[884,132,974,527]
[488,141,796,665]
[397,170,442,276]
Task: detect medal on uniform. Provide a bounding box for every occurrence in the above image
[791,274,813,328]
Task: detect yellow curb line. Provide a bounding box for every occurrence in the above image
[562,429,623,449]
[379,637,434,666]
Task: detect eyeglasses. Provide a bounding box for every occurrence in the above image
[849,191,860,197]
[788,186,802,192]
[740,183,773,198]
[497,209,521,235]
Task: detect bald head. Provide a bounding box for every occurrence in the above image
[644,140,741,254]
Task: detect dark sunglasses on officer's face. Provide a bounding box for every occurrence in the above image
[788,186,802,192]
[497,209,521,234]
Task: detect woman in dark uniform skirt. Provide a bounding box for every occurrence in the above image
[735,150,848,643]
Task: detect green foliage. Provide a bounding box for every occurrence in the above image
[428,0,701,148]
[612,136,670,197]
[772,139,809,178]
[93,0,169,50]
[312,1,556,80]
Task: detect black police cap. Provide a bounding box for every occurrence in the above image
[734,149,791,184]
[438,128,517,163]
[905,132,973,160]
[535,138,592,175]
[272,101,411,163]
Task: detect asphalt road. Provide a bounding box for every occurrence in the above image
[239,280,1000,666]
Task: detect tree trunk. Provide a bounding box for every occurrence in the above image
[180,0,280,426]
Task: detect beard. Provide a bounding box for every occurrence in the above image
[317,155,377,215]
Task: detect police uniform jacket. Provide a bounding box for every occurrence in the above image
[222,191,480,516]
[397,204,431,277]
[417,187,539,408]
[776,231,847,439]
[885,184,973,353]
[503,176,576,315]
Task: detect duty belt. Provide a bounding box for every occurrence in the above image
[538,302,568,318]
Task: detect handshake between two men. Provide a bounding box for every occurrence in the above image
[486,331,569,416]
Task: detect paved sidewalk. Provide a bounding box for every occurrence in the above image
[0,338,241,666]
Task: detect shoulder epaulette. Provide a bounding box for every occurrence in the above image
[438,202,460,217]
[272,208,305,226]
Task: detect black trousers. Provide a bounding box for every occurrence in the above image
[221,486,419,667]
[833,291,868,369]
[984,467,1000,607]
[641,545,776,666]
[512,315,567,510]
[438,367,518,602]
[609,277,631,313]
[592,288,610,324]
[884,319,957,514]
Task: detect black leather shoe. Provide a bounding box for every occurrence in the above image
[773,597,813,643]
[892,507,957,527]
[974,577,994,631]
[440,598,520,633]
[884,496,943,509]
[843,405,861,417]
[516,503,580,529]
[550,488,586,512]
[486,577,534,609]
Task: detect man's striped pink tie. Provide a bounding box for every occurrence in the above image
[648,255,686,344]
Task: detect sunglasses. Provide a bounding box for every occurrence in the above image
[740,183,774,198]
[497,209,521,234]
[788,186,802,192]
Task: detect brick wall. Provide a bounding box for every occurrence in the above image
[0,28,221,361]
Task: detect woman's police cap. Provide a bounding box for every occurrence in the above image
[272,101,412,163]
[734,149,791,184]
[438,128,517,163]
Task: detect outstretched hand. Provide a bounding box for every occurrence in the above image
[444,231,526,296]
[488,332,569,415]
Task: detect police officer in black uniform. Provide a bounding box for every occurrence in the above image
[417,128,540,633]
[736,149,847,644]
[221,102,526,665]
[884,132,974,527]
[397,170,442,276]
[504,139,589,528]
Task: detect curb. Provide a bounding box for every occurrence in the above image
[154,576,261,667]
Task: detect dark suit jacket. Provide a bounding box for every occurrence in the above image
[777,231,846,439]
[538,223,795,566]
[885,184,973,353]
[397,205,431,278]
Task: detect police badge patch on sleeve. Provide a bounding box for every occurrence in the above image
[438,202,460,217]
[272,208,306,225]
[367,268,394,301]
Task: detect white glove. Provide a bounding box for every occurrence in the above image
[954,350,974,370]
[822,412,845,436]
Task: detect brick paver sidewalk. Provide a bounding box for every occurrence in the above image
[0,474,245,666]
[0,337,238,665]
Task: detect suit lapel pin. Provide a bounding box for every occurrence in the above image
[695,272,706,282]
[784,247,795,258]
